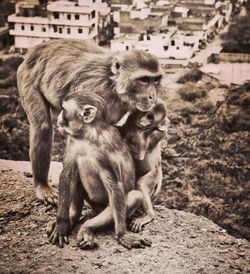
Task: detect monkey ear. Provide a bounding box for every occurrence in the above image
[111,56,121,75]
[79,104,97,124]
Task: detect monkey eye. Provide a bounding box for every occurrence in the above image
[154,76,162,84]
[138,76,151,84]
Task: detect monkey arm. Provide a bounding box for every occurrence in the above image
[137,176,156,219]
[131,171,158,233]
[47,162,79,248]
[151,166,163,201]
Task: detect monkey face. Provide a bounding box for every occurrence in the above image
[124,99,170,160]
[111,50,162,112]
[57,108,85,137]
[126,75,161,112]
[135,100,169,131]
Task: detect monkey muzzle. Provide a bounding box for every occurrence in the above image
[135,102,155,113]
[135,91,157,112]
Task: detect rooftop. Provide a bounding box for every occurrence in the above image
[47,1,94,13]
[8,14,49,24]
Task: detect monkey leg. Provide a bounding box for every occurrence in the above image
[68,180,84,229]
[18,83,57,205]
[117,190,152,249]
[77,190,152,250]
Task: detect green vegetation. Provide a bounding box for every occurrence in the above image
[221,9,250,54]
[177,68,203,84]
[0,56,29,160]
[161,79,250,240]
[178,82,208,102]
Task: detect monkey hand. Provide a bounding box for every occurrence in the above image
[116,233,152,250]
[46,220,69,248]
[36,185,58,206]
[76,227,98,250]
[131,215,154,233]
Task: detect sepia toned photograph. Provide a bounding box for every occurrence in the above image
[0,0,249,273]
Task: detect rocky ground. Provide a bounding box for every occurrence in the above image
[0,162,250,274]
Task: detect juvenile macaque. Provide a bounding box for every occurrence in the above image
[120,99,169,232]
[17,39,162,205]
[47,92,152,250]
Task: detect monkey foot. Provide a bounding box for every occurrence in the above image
[131,215,154,233]
[46,220,69,248]
[116,233,152,250]
[36,185,58,206]
[77,228,98,250]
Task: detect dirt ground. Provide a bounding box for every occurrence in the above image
[0,161,250,274]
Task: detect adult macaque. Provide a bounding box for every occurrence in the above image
[17,39,162,205]
[47,92,152,250]
[120,99,170,232]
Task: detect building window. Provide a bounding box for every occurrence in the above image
[91,10,95,19]
[21,25,25,30]
[59,27,62,33]
[42,27,46,32]
[54,12,59,19]
[67,28,70,34]
[67,14,71,20]
[177,46,179,50]
[75,14,80,20]
[90,23,95,33]
[30,25,34,31]
[163,45,168,51]
[53,26,57,32]
[78,28,83,34]
[171,40,175,46]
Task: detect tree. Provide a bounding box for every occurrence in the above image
[221,15,250,53]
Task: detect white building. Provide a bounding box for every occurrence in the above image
[8,0,99,53]
[111,29,201,60]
